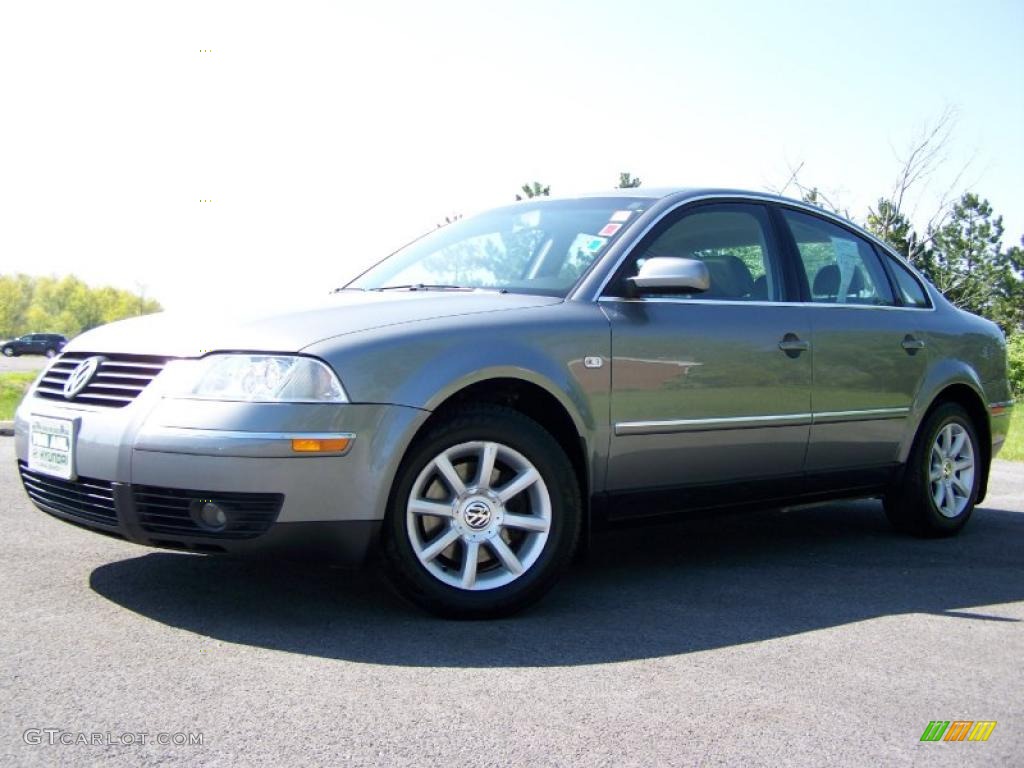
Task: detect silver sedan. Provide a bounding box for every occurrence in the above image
[14,188,1015,617]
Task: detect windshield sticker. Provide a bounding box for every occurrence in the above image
[598,222,622,237]
[569,234,608,256]
[610,210,632,222]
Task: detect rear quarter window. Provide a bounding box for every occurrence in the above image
[885,254,930,308]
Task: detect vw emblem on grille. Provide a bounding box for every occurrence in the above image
[463,501,492,530]
[63,356,105,399]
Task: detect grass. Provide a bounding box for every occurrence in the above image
[999,407,1024,462]
[0,372,37,421]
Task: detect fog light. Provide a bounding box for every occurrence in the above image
[190,500,229,532]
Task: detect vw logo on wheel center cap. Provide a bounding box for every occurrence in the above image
[63,356,105,399]
[462,500,492,530]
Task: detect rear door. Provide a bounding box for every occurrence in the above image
[601,202,812,498]
[776,207,927,471]
[25,335,43,353]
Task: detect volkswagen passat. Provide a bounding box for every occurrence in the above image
[14,189,1015,617]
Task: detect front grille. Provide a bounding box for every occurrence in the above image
[18,461,118,527]
[133,486,283,539]
[34,352,171,408]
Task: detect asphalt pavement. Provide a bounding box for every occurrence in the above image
[0,355,47,373]
[1,436,1021,766]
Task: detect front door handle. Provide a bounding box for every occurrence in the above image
[901,335,926,354]
[779,333,810,358]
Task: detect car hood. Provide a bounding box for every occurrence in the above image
[65,291,563,358]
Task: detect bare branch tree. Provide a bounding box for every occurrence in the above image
[769,108,972,261]
[767,160,851,218]
[869,106,978,262]
[888,106,957,217]
[770,161,805,198]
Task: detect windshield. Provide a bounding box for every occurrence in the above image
[348,197,653,297]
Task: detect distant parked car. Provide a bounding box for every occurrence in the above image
[2,333,68,358]
[13,188,1016,618]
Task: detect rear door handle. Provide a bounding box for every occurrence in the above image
[779,333,810,357]
[902,335,926,353]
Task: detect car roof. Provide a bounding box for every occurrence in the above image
[564,186,904,250]
[565,186,809,206]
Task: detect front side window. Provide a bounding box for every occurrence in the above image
[610,203,782,301]
[348,198,653,297]
[781,209,895,306]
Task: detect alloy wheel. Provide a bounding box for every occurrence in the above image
[929,422,975,518]
[406,440,552,591]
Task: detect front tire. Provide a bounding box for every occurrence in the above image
[382,406,581,618]
[884,403,981,537]
[2,347,14,357]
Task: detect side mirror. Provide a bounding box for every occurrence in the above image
[627,257,710,294]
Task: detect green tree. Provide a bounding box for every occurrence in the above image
[918,193,1023,333]
[0,275,33,338]
[515,182,550,201]
[866,198,921,262]
[617,172,642,189]
[0,273,162,339]
[995,237,1024,333]
[436,213,463,229]
[796,186,850,218]
[1007,329,1024,395]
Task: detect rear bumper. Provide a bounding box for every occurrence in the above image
[990,400,1014,458]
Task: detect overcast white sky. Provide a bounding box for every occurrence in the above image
[1,0,1022,310]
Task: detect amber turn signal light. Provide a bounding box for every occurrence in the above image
[291,437,351,453]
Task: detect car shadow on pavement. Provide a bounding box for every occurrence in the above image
[89,499,1024,667]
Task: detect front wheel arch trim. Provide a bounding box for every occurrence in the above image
[389,373,594,557]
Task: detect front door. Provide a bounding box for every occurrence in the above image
[601,202,812,498]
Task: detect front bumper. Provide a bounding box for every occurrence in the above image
[18,459,382,562]
[15,391,429,564]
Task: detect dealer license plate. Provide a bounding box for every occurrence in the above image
[28,415,76,480]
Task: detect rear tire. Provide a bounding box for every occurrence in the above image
[45,348,57,358]
[382,405,581,619]
[884,403,981,537]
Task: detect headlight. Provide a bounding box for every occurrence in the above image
[165,354,348,403]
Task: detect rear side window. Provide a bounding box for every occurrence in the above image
[781,209,895,306]
[886,255,930,307]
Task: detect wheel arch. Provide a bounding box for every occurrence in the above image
[400,375,594,552]
[911,382,992,503]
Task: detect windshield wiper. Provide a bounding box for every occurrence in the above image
[372,284,505,293]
